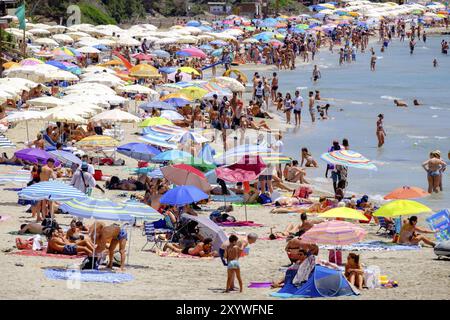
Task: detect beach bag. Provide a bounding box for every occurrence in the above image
[81,256,100,270]
[328,249,342,265]
[293,186,312,199]
[257,193,272,204]
[364,265,381,289]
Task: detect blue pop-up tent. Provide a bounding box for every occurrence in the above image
[271,265,359,298]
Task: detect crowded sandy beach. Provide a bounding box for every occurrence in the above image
[0,0,449,301]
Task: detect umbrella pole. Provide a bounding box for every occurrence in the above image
[244,199,248,222]
[92,220,96,270]
[26,121,29,143]
[126,220,133,265]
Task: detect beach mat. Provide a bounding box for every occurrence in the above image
[248,282,272,288]
[0,215,11,222]
[211,194,244,202]
[319,241,421,252]
[10,249,85,259]
[217,221,264,227]
[44,268,133,283]
[157,251,214,260]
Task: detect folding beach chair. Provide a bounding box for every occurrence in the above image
[376,217,395,237]
[141,221,172,251]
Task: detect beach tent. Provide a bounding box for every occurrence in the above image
[271,265,358,298]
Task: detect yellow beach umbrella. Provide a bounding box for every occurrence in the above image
[160,92,193,102]
[138,117,173,128]
[178,66,200,76]
[179,86,208,100]
[318,207,369,221]
[373,200,431,218]
[129,64,160,78]
[76,135,120,148]
[3,62,20,70]
[321,4,335,9]
[348,12,359,17]
[98,60,124,67]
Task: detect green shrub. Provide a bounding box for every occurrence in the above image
[78,2,117,25]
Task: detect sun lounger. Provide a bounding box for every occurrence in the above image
[141,221,172,251]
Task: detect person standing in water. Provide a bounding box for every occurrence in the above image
[376,114,386,148]
[370,53,377,71]
[308,91,316,123]
[312,65,321,83]
[422,151,447,193]
[409,38,416,55]
[433,59,438,67]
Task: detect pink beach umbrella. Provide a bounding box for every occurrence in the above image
[179,47,207,59]
[20,58,44,66]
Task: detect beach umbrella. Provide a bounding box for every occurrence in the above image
[20,58,44,67]
[138,117,173,128]
[49,150,82,167]
[161,163,211,192]
[178,67,201,76]
[117,84,157,95]
[159,66,177,74]
[18,181,86,201]
[178,87,208,100]
[373,200,432,218]
[181,213,227,251]
[14,148,60,165]
[139,101,176,111]
[152,150,191,162]
[5,110,46,141]
[27,96,69,108]
[384,186,429,200]
[0,134,15,148]
[168,131,209,144]
[2,62,20,69]
[76,135,119,149]
[0,170,31,185]
[91,109,140,124]
[117,143,161,161]
[60,197,133,221]
[177,48,207,59]
[131,53,153,61]
[160,110,184,121]
[129,64,160,78]
[44,108,87,124]
[318,207,369,221]
[44,70,79,82]
[151,50,170,59]
[173,156,216,172]
[301,220,367,245]
[210,77,245,92]
[160,93,193,107]
[320,150,377,171]
[160,185,208,206]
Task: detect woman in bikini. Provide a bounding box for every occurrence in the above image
[300,148,318,167]
[399,216,436,247]
[376,114,386,147]
[345,253,364,290]
[422,151,447,193]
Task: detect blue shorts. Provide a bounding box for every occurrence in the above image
[63,244,77,255]
[227,260,240,270]
[331,171,341,183]
[117,228,128,241]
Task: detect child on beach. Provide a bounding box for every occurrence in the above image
[224,235,243,293]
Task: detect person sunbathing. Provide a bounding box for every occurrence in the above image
[66,219,86,242]
[0,153,27,165]
[162,238,218,257]
[286,160,309,184]
[271,197,330,214]
[46,228,93,256]
[399,216,436,247]
[92,222,128,270]
[272,175,294,192]
[19,223,43,235]
[240,115,271,131]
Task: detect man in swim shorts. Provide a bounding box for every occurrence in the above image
[93,223,128,270]
[46,228,93,256]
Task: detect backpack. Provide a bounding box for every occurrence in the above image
[257,193,272,204]
[80,256,101,270]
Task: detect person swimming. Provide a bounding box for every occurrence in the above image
[393,99,407,107]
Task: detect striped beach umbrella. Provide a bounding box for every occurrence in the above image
[117,142,161,162]
[0,170,30,184]
[121,200,161,221]
[0,134,15,148]
[60,197,133,221]
[168,131,209,144]
[320,150,377,171]
[49,150,82,167]
[139,133,178,149]
[152,150,192,162]
[301,220,367,246]
[138,117,174,128]
[76,135,119,149]
[18,181,86,201]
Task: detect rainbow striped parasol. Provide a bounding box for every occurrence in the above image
[301,220,367,245]
[320,150,377,171]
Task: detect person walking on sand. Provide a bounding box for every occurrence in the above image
[224,235,243,293]
[293,90,303,126]
[376,114,386,148]
[271,72,278,102]
[283,92,293,125]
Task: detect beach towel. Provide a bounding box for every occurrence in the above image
[156,251,215,260]
[248,282,272,288]
[231,203,262,207]
[44,268,133,283]
[211,194,244,203]
[318,241,421,252]
[10,249,85,259]
[3,188,23,191]
[0,215,11,222]
[217,221,264,227]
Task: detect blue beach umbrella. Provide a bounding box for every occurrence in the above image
[160,185,208,206]
[199,44,214,51]
[139,101,176,111]
[60,197,133,221]
[210,40,228,46]
[18,181,86,201]
[159,66,177,74]
[186,20,201,27]
[117,143,161,162]
[152,150,192,162]
[49,150,82,167]
[163,97,192,107]
[152,50,170,59]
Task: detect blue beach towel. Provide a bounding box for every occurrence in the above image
[44,268,134,283]
[319,241,421,252]
[210,194,244,202]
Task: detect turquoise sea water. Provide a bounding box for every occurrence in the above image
[246,36,450,211]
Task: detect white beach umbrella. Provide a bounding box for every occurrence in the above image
[5,28,34,39]
[67,31,91,40]
[28,96,70,108]
[29,28,51,35]
[33,37,59,47]
[82,66,116,74]
[176,36,198,44]
[47,25,67,33]
[42,70,79,82]
[91,109,140,123]
[4,110,46,141]
[155,38,178,45]
[117,84,157,95]
[44,108,87,124]
[116,37,141,47]
[97,39,117,47]
[52,34,74,43]
[61,95,110,108]
[211,77,245,92]
[77,46,101,54]
[160,110,184,121]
